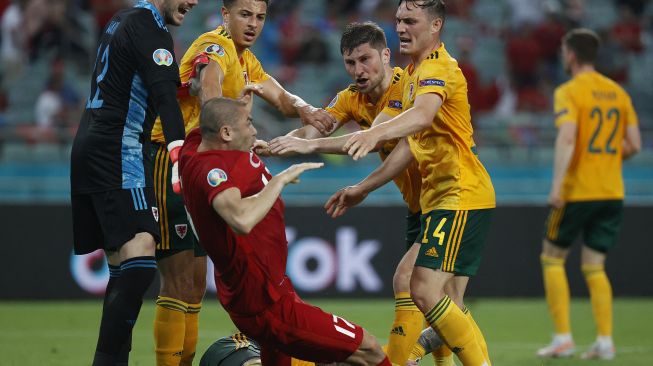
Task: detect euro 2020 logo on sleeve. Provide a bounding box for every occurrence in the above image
[152,48,173,66]
[207,168,228,187]
[206,44,226,57]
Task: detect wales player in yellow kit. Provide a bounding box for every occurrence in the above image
[327,2,494,365]
[267,22,428,365]
[536,29,641,361]
[149,1,336,365]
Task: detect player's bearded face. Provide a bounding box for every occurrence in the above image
[343,44,386,93]
[224,0,267,48]
[396,2,434,56]
[162,0,197,26]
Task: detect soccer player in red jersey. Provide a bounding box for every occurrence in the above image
[179,96,391,366]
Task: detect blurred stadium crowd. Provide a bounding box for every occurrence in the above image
[0,0,651,202]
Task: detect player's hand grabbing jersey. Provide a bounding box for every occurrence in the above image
[180,129,289,316]
[553,71,638,201]
[326,67,421,213]
[402,43,495,212]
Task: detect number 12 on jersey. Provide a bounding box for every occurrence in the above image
[86,44,110,109]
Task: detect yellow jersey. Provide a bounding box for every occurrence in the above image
[554,70,638,201]
[326,67,422,213]
[403,43,495,212]
[151,26,270,143]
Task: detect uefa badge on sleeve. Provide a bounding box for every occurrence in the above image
[152,48,173,66]
[205,44,225,57]
[207,168,228,187]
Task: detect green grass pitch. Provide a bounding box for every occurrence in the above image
[1,298,651,365]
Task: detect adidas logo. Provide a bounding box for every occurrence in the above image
[391,326,406,336]
[425,247,438,257]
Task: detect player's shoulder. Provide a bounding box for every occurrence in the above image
[554,78,574,95]
[127,3,169,33]
[193,30,236,57]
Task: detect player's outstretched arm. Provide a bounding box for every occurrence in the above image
[269,111,395,156]
[257,77,337,135]
[344,93,441,160]
[212,162,323,234]
[549,122,577,208]
[325,139,414,218]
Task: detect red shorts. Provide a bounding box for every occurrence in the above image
[229,292,364,365]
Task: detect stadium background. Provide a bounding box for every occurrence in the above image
[0,0,652,364]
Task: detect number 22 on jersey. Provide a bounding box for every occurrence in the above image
[588,107,620,154]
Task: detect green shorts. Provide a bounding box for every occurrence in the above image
[544,200,623,253]
[150,143,206,260]
[405,210,422,250]
[415,209,493,276]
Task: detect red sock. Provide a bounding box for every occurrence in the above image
[377,356,392,366]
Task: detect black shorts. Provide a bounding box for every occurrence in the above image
[544,200,624,253]
[72,188,161,255]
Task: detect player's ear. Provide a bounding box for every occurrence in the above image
[221,6,229,26]
[431,17,443,34]
[381,47,391,65]
[220,125,232,142]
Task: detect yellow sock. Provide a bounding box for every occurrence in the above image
[180,303,201,366]
[541,255,571,334]
[387,292,424,365]
[291,358,316,366]
[463,307,491,366]
[155,296,188,366]
[425,296,486,366]
[408,343,427,361]
[432,345,455,365]
[582,264,612,336]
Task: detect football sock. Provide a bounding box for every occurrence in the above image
[463,306,491,365]
[425,296,486,366]
[180,303,202,366]
[582,264,612,337]
[155,296,188,366]
[94,256,156,365]
[387,292,423,364]
[432,345,454,366]
[106,265,132,366]
[541,255,571,334]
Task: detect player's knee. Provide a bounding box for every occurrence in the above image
[121,232,156,259]
[541,239,567,259]
[410,280,444,313]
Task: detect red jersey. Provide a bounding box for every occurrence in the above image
[179,129,291,315]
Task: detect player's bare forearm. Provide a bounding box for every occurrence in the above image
[374,105,433,141]
[199,60,224,105]
[373,94,440,141]
[213,181,286,235]
[359,138,414,193]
